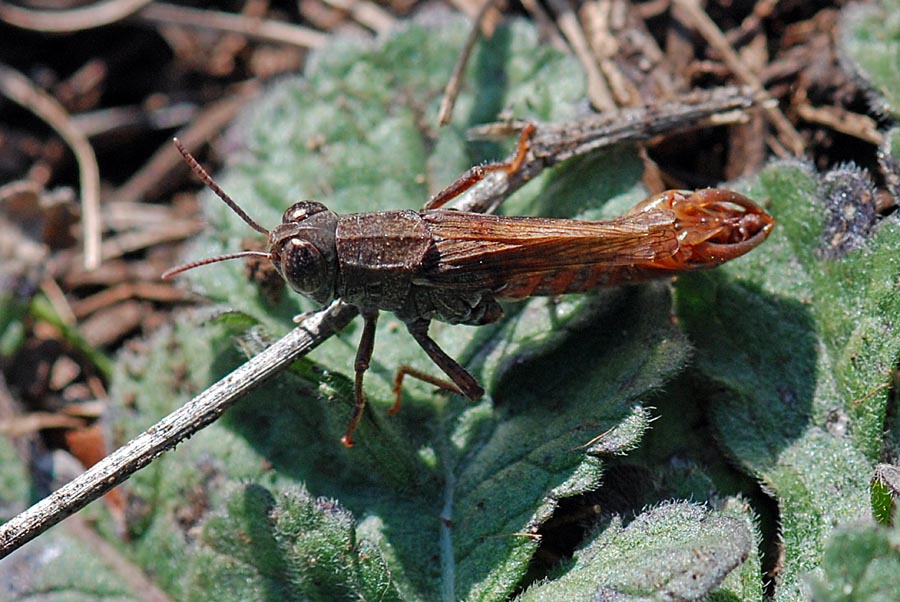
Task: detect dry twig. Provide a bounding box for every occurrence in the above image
[0,63,102,270]
[672,0,806,156]
[0,0,152,31]
[109,83,260,205]
[137,2,329,49]
[795,103,883,146]
[546,0,616,111]
[438,0,501,126]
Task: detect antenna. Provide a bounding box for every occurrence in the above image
[161,251,273,280]
[163,139,274,280]
[172,138,269,235]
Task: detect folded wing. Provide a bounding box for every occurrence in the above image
[416,209,679,297]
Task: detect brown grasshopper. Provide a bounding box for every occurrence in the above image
[164,127,774,446]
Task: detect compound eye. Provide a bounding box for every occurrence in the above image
[279,238,327,295]
[283,201,328,224]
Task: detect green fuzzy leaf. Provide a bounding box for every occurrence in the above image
[674,159,900,599]
[840,0,900,118]
[807,513,900,602]
[187,484,400,601]
[516,502,756,602]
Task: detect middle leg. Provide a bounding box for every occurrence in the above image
[402,319,485,404]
